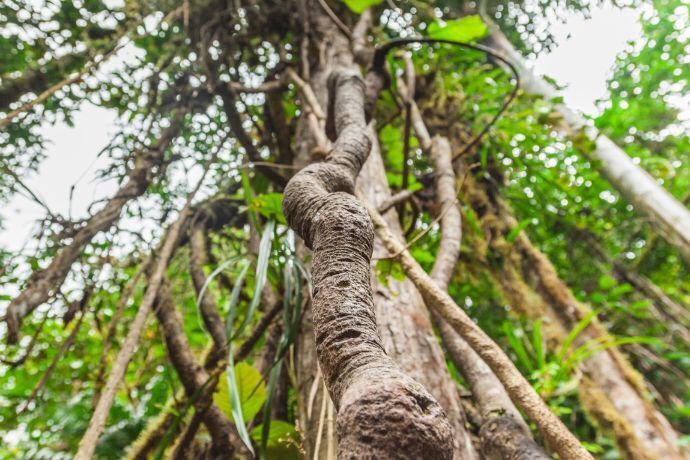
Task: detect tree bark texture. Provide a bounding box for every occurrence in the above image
[366,201,592,460]
[283,62,453,457]
[357,134,479,460]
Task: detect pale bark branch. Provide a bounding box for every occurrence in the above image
[363,200,592,460]
[482,15,690,263]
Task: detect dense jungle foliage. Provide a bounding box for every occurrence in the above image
[0,0,688,458]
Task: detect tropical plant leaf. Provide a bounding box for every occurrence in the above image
[215,362,267,453]
[427,15,488,42]
[342,0,383,14]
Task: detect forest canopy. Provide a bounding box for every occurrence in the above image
[0,0,689,459]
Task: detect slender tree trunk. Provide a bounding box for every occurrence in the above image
[153,281,240,457]
[397,66,548,458]
[482,15,690,264]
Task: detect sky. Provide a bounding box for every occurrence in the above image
[0,5,644,254]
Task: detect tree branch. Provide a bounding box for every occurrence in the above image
[5,106,190,344]
[363,200,592,460]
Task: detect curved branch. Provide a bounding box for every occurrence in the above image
[154,281,241,457]
[366,38,520,160]
[282,69,453,458]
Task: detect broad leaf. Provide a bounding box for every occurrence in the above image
[342,0,383,14]
[215,362,267,423]
[250,193,286,224]
[428,15,488,42]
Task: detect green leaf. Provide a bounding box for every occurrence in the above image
[215,362,267,423]
[598,275,617,290]
[506,219,531,243]
[250,193,286,224]
[558,311,597,362]
[502,322,534,372]
[252,421,299,460]
[342,0,382,14]
[375,259,406,287]
[427,15,488,43]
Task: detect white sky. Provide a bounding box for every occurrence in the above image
[0,5,643,254]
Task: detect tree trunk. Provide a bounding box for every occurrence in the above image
[357,134,479,460]
[482,15,690,265]
[284,6,455,458]
[460,167,684,460]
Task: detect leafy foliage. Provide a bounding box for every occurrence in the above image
[0,0,688,458]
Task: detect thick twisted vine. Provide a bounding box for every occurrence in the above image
[282,69,452,459]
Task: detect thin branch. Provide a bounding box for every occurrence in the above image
[362,199,592,460]
[378,189,414,214]
[0,165,54,217]
[4,105,191,344]
[285,68,331,153]
[368,38,520,160]
[234,300,282,363]
[0,43,126,129]
[75,154,215,460]
[373,164,478,260]
[93,261,148,406]
[316,0,352,39]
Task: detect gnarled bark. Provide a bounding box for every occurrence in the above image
[283,67,452,458]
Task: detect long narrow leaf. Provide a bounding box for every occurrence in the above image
[234,219,276,340]
[226,260,252,339]
[226,358,255,455]
[532,319,545,370]
[223,259,253,453]
[196,254,245,312]
[557,310,598,362]
[503,322,533,372]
